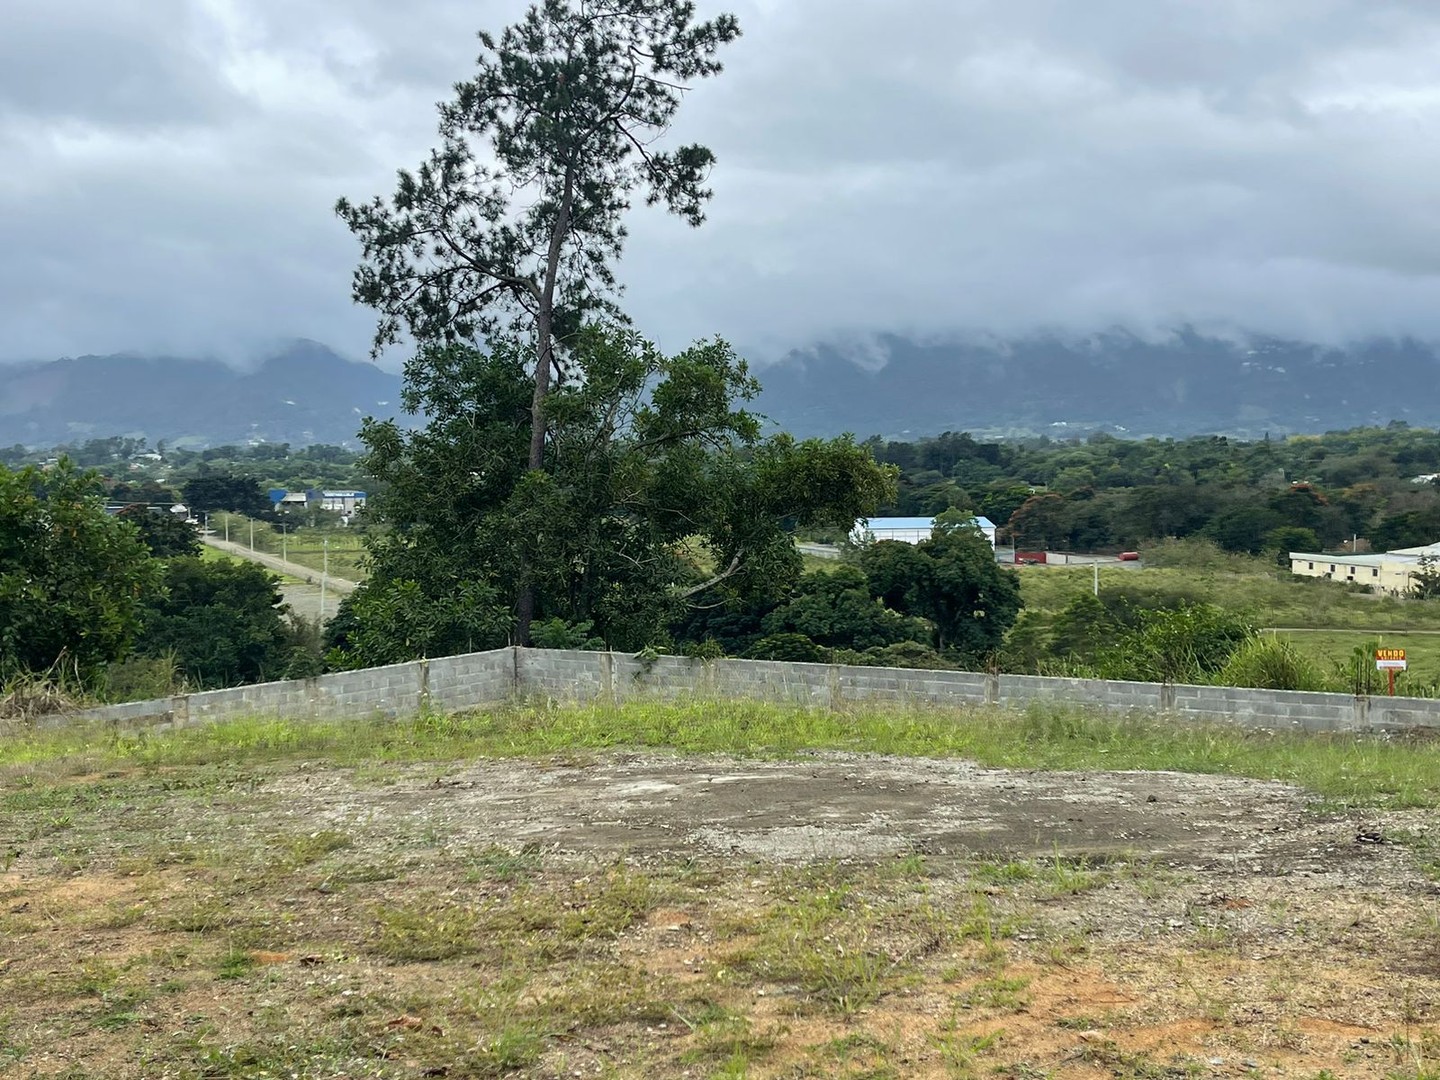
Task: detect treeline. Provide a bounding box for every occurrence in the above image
[0,438,366,499]
[864,424,1440,555]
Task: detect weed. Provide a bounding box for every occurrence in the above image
[455,1024,546,1077]
[12,700,1440,810]
[373,898,483,962]
[215,946,256,980]
[465,843,543,882]
[679,1004,782,1068]
[956,973,1032,1011]
[275,829,352,870]
[1054,1014,1107,1030]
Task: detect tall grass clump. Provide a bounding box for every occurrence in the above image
[1213,635,1334,692]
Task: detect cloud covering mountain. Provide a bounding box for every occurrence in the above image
[6,1,1440,366]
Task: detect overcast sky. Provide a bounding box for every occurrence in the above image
[7,0,1440,368]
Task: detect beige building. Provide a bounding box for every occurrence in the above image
[1288,551,1422,595]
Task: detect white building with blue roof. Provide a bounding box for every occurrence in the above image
[851,516,997,548]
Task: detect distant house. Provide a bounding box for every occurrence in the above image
[851,516,998,549]
[319,490,367,515]
[269,488,368,517]
[1288,541,1440,595]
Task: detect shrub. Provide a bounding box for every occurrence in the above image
[1213,635,1333,692]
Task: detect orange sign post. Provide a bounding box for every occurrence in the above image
[1375,648,1408,696]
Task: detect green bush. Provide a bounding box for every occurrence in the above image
[1212,635,1332,692]
[745,633,825,662]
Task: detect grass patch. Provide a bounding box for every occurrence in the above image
[5,721,1438,1078]
[1019,556,1440,634]
[8,699,1440,809]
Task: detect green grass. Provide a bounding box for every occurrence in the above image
[7,699,1440,809]
[211,513,368,581]
[198,541,311,586]
[1020,560,1440,632]
[1273,630,1440,693]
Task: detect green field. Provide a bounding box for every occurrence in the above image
[9,702,1440,1078]
[211,513,368,581]
[1010,544,1440,691]
[272,534,367,582]
[1271,629,1440,694]
[198,540,311,587]
[1017,562,1440,633]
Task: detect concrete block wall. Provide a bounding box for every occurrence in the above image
[833,666,988,707]
[46,649,515,733]
[24,645,1440,737]
[1000,674,1166,713]
[513,649,1440,733]
[428,650,515,711]
[515,647,610,701]
[312,661,426,720]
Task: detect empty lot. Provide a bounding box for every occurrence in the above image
[3,704,1440,1077]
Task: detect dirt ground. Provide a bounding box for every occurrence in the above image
[4,750,1440,1078]
[272,752,1317,864]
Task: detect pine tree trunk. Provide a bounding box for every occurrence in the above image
[514,170,575,646]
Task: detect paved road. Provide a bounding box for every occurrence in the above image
[202,536,359,596]
[796,542,842,560]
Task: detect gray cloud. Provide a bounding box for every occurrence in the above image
[5,0,1440,367]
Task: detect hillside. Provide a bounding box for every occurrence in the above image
[7,329,1440,448]
[754,330,1440,439]
[0,341,402,448]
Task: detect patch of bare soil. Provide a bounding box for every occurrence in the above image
[267,752,1315,863]
[3,751,1438,1078]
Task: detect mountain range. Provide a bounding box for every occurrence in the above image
[3,330,1439,448]
[753,330,1440,440]
[0,341,402,448]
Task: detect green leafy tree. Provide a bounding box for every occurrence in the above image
[341,328,891,662]
[859,512,1023,660]
[1007,493,1070,550]
[181,473,273,518]
[337,0,740,639]
[116,505,201,558]
[1096,604,1254,684]
[324,580,513,670]
[0,460,160,679]
[1412,553,1440,599]
[745,632,826,663]
[134,558,294,687]
[1372,508,1440,552]
[1205,503,1283,555]
[759,566,929,652]
[1263,525,1321,566]
[1048,593,1123,665]
[108,479,177,504]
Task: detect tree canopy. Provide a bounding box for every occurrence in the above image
[338,0,742,637]
[0,461,159,679]
[333,327,892,663]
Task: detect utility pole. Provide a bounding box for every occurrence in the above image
[224,516,229,544]
[1093,559,1099,597]
[320,537,329,621]
[249,517,254,551]
[281,524,287,564]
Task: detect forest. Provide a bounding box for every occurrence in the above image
[864,422,1440,557]
[7,421,1440,706]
